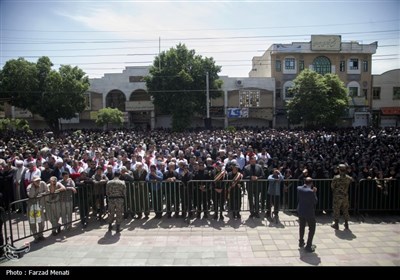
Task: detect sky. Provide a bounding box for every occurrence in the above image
[1,0,399,79]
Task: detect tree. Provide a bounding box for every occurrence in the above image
[0,57,90,133]
[286,69,349,127]
[95,107,124,129]
[145,43,223,131]
[0,118,31,133]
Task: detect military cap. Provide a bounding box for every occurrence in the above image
[338,164,346,170]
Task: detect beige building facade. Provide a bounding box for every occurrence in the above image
[371,69,400,127]
[249,35,378,127]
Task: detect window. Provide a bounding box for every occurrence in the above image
[363,60,368,72]
[394,87,400,100]
[285,87,295,99]
[285,58,295,70]
[349,58,359,70]
[283,81,294,99]
[340,61,345,72]
[275,60,281,72]
[239,90,260,107]
[106,90,126,111]
[349,87,358,97]
[312,56,331,75]
[372,87,381,100]
[299,60,304,71]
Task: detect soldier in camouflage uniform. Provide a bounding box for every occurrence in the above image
[331,164,353,230]
[106,170,126,232]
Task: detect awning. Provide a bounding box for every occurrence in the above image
[381,107,400,115]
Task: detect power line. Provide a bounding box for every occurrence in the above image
[1,30,398,44]
[3,19,398,33]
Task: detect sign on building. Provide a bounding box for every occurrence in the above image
[228,108,249,118]
[311,35,341,51]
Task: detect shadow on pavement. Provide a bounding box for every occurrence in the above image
[97,230,120,245]
[299,249,321,266]
[335,229,357,240]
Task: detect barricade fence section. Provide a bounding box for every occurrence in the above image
[358,179,400,213]
[3,178,399,245]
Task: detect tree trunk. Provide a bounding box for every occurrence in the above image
[46,119,60,135]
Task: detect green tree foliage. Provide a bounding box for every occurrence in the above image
[0,57,90,133]
[286,69,349,127]
[0,118,31,133]
[95,107,124,129]
[145,43,223,131]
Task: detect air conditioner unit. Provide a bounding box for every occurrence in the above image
[236,80,243,87]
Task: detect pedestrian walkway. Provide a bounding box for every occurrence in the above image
[1,212,399,266]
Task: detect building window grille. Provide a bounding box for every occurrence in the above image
[299,60,304,71]
[394,87,400,100]
[349,87,358,97]
[313,56,331,75]
[285,58,295,70]
[275,60,281,72]
[285,87,295,99]
[363,60,368,72]
[239,90,260,107]
[340,61,345,72]
[372,87,381,100]
[349,58,359,70]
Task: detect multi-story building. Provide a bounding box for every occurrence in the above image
[249,35,378,127]
[211,76,275,128]
[371,69,400,127]
[87,67,275,129]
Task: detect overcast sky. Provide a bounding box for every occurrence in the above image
[1,0,399,79]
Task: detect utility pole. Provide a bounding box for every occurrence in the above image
[206,71,210,119]
[205,72,211,129]
[159,37,161,70]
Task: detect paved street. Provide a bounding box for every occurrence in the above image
[1,212,399,267]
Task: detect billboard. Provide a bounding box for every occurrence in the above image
[228,108,249,118]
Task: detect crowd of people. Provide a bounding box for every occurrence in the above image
[0,126,399,248]
[0,126,399,208]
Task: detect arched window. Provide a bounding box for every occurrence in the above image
[283,81,294,99]
[347,81,361,97]
[313,56,331,75]
[129,89,151,101]
[106,90,126,111]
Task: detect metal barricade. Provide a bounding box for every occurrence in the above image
[358,179,399,213]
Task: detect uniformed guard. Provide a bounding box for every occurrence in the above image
[106,170,126,232]
[331,164,353,230]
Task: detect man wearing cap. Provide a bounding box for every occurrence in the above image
[297,177,318,252]
[106,170,126,232]
[331,164,353,230]
[26,176,49,242]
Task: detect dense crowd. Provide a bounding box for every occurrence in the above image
[0,126,399,211]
